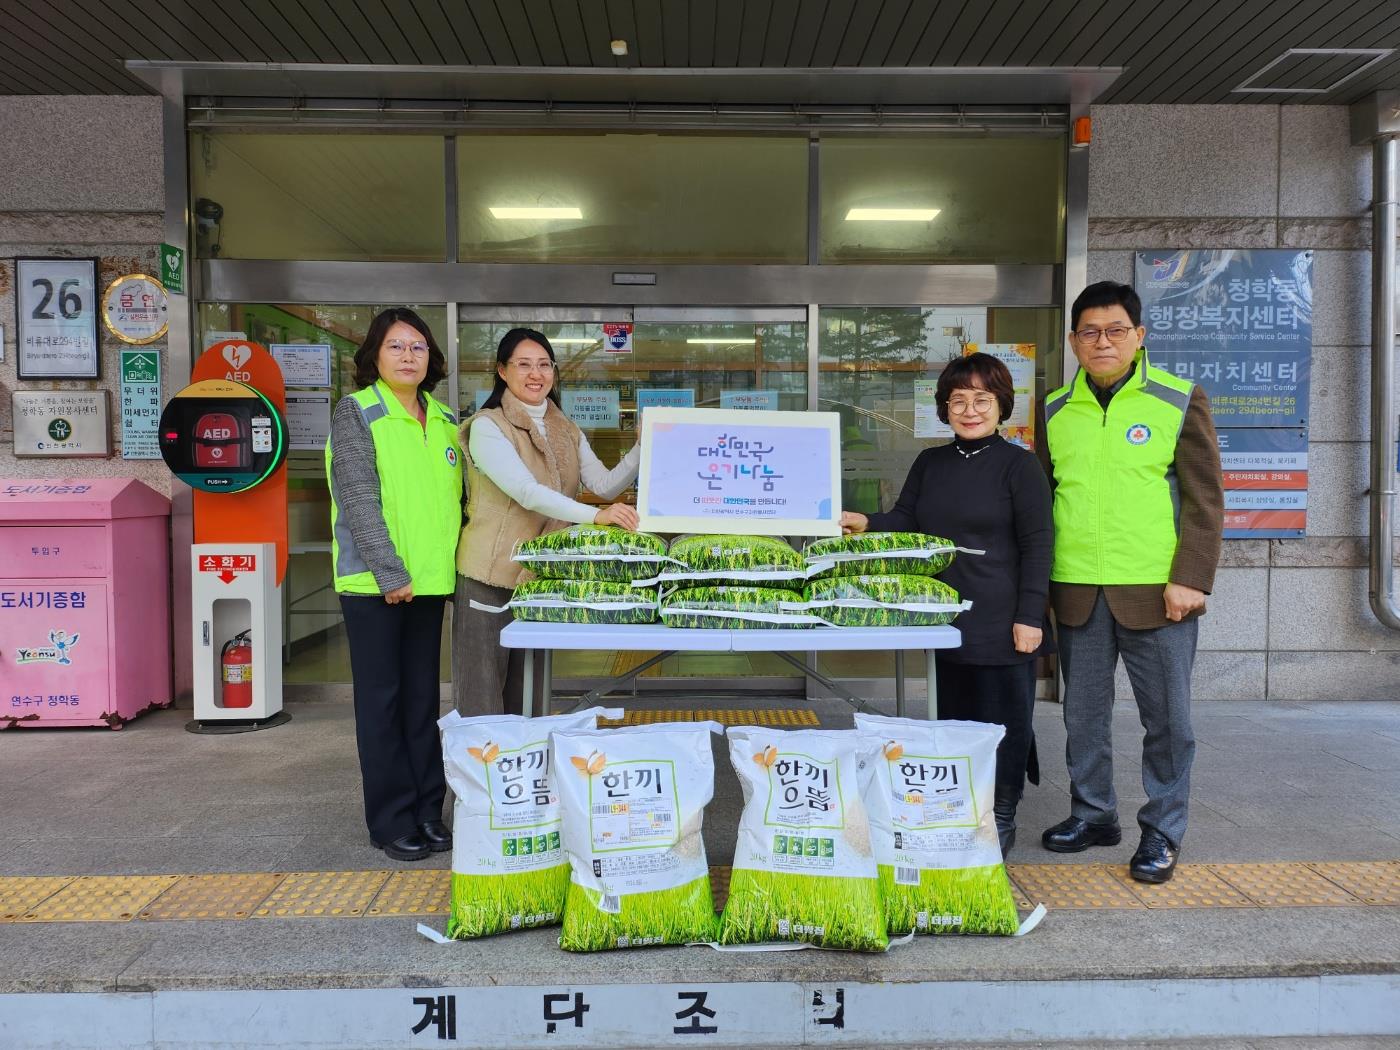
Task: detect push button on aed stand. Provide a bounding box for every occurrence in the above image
[192,412,250,469]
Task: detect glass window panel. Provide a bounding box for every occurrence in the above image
[198,302,450,684]
[815,304,1059,685]
[820,135,1065,264]
[190,132,446,260]
[459,312,807,684]
[456,134,808,263]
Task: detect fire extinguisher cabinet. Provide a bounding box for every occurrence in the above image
[192,541,283,722]
[0,478,172,729]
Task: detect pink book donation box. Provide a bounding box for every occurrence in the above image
[0,478,172,729]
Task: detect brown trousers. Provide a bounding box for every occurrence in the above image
[451,575,544,717]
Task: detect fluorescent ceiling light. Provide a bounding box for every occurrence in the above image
[845,207,940,221]
[686,337,757,345]
[548,337,598,344]
[489,206,582,220]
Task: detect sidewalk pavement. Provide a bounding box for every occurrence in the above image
[1,691,1398,1041]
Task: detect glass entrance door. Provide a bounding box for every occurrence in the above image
[458,306,809,693]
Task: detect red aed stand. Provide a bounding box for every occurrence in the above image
[190,340,289,585]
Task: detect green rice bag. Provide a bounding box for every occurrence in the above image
[438,707,619,940]
[553,722,722,951]
[513,524,675,582]
[720,728,888,950]
[509,579,659,625]
[855,713,1021,936]
[646,533,810,586]
[803,574,971,628]
[804,532,961,579]
[659,585,822,629]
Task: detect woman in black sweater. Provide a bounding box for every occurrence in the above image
[841,353,1053,855]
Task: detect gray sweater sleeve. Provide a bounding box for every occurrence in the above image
[329,396,410,593]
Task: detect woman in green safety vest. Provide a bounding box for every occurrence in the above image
[326,308,463,864]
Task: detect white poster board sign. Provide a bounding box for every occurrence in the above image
[16,257,101,379]
[638,407,841,536]
[270,343,333,387]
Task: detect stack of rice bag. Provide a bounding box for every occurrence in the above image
[654,534,823,629]
[438,712,1024,951]
[799,532,973,627]
[505,524,674,624]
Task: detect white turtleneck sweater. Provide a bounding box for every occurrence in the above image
[469,398,640,523]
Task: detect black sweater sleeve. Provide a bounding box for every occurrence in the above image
[866,450,929,533]
[1008,451,1054,626]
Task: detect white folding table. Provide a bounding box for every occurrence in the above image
[498,621,961,720]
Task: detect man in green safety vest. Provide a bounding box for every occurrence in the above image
[1038,282,1224,884]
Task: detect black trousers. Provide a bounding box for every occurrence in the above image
[934,656,1040,799]
[340,593,448,843]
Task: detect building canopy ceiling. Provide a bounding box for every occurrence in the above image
[2,0,1399,104]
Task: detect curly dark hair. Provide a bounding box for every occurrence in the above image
[935,352,1016,425]
[352,307,448,395]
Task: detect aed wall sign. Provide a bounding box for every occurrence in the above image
[158,379,287,492]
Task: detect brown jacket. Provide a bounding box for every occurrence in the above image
[1037,384,1224,630]
[456,391,582,588]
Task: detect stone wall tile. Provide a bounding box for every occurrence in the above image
[1086,250,1132,286]
[1267,650,1400,701]
[1279,106,1371,218]
[0,212,164,245]
[1278,218,1369,250]
[1088,105,1278,218]
[1307,345,1379,443]
[1301,440,1400,539]
[1219,540,1269,567]
[1268,567,1400,651]
[1198,567,1269,651]
[1311,250,1370,348]
[0,98,162,212]
[1270,536,1367,568]
[1088,217,1276,249]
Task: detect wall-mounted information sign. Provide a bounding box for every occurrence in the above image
[16,257,100,379]
[12,391,111,458]
[1218,428,1307,538]
[102,273,169,345]
[120,349,163,460]
[638,407,841,536]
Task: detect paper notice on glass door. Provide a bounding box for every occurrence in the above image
[286,392,332,450]
[967,343,1035,449]
[914,380,953,439]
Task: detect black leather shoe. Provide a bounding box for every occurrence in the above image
[1041,815,1122,853]
[371,832,431,862]
[418,820,452,852]
[1129,829,1178,883]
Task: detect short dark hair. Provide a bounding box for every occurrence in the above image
[1070,281,1142,331]
[935,353,1015,425]
[352,307,448,395]
[480,327,562,410]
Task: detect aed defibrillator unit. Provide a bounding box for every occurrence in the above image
[159,379,287,492]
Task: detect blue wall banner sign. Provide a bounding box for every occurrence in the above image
[562,388,620,429]
[636,389,695,417]
[1134,250,1311,428]
[1217,427,1307,538]
[720,390,778,411]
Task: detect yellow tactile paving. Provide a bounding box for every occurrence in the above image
[1,862,1392,923]
[1109,864,1255,909]
[366,870,451,916]
[138,873,287,921]
[252,871,391,919]
[597,708,820,727]
[1209,862,1363,907]
[19,875,180,923]
[1008,863,1146,909]
[1308,861,1400,905]
[0,875,75,921]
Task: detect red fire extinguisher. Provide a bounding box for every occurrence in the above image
[221,630,253,708]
